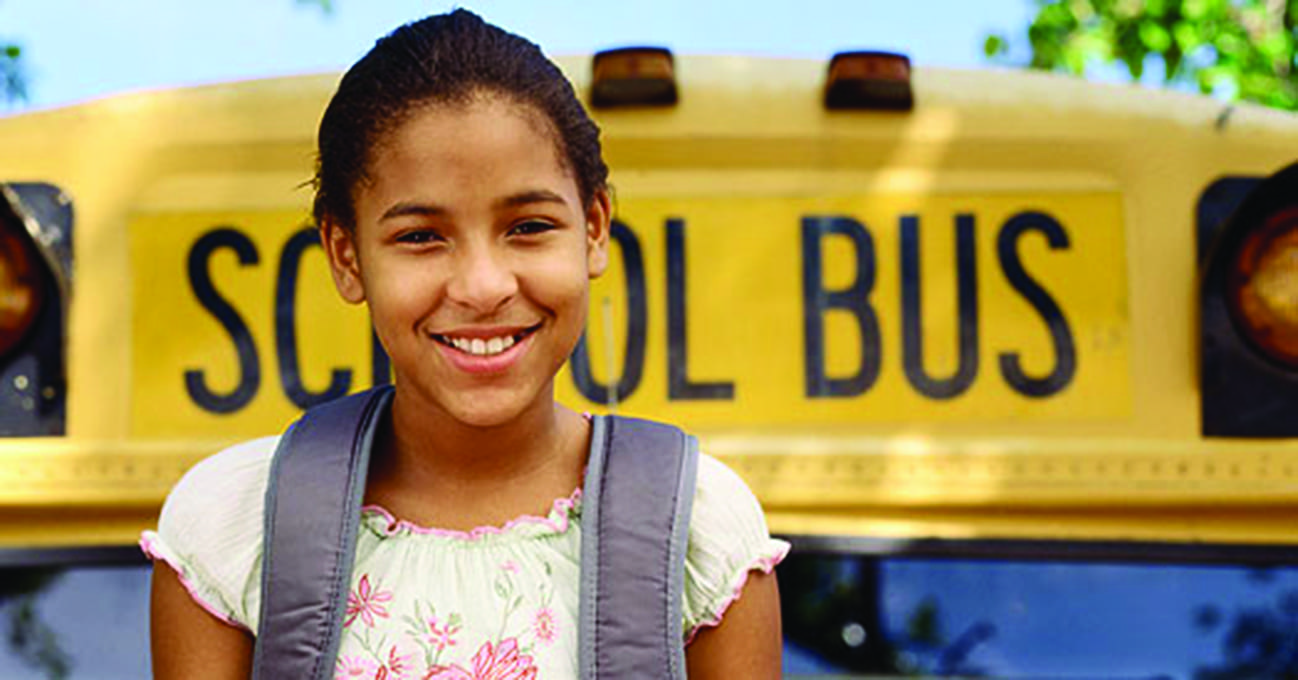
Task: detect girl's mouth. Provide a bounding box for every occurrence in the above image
[430,324,540,356]
[430,324,542,371]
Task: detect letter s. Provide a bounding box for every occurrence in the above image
[184,227,261,414]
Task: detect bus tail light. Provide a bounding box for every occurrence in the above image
[1200,162,1298,437]
[0,183,70,436]
[1226,206,1298,368]
[590,47,678,108]
[0,211,46,356]
[824,51,914,111]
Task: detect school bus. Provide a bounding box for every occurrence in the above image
[1,51,1297,677]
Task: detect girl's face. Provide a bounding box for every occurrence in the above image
[322,94,610,427]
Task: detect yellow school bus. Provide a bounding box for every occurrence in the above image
[1,52,1297,676]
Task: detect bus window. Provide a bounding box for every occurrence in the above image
[781,547,1298,678]
[0,554,149,680]
[7,549,1298,678]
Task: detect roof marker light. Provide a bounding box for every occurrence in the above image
[591,47,678,109]
[824,51,914,111]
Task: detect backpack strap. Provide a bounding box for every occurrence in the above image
[578,414,700,680]
[250,386,393,680]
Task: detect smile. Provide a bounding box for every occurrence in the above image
[431,324,541,358]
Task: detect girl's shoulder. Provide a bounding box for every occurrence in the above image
[693,452,761,510]
[163,436,280,530]
[141,436,281,630]
[690,452,783,549]
[683,452,790,642]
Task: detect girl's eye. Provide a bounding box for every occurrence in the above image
[395,230,444,245]
[509,220,556,237]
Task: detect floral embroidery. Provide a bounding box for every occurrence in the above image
[423,638,538,680]
[335,654,378,679]
[375,645,417,680]
[531,607,557,646]
[346,574,394,628]
[425,615,461,652]
[499,560,520,574]
[404,602,466,669]
[492,566,524,641]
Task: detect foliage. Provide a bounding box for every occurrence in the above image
[985,0,1298,110]
[296,0,334,14]
[1,569,70,680]
[1193,583,1298,679]
[778,554,994,676]
[894,597,995,677]
[1,41,24,104]
[778,554,902,673]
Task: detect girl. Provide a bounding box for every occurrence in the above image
[142,10,788,679]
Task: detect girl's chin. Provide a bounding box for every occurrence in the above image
[441,392,543,429]
[393,364,560,429]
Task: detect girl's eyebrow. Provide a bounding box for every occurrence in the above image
[380,202,447,222]
[496,189,568,210]
[379,190,567,223]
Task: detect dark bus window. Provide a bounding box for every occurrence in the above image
[780,550,1298,679]
[7,548,1298,678]
[0,562,151,679]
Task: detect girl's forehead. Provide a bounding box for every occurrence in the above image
[358,95,579,212]
[385,93,563,163]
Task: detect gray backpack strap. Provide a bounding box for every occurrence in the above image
[578,414,700,680]
[250,386,393,680]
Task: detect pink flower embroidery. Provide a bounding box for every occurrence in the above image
[344,574,393,628]
[423,666,469,680]
[499,560,519,574]
[532,607,558,646]
[375,645,416,680]
[335,654,377,679]
[425,615,461,652]
[422,638,537,680]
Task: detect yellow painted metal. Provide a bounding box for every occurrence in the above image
[1,58,1297,549]
[5,437,1298,548]
[129,191,1128,436]
[128,208,369,438]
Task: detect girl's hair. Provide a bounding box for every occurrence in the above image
[313,9,609,230]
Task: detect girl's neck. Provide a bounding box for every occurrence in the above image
[380,380,586,496]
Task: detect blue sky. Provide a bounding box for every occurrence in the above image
[0,0,1035,110]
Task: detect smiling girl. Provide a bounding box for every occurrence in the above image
[143,10,787,679]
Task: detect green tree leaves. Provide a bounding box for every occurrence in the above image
[986,0,1298,110]
[296,0,334,15]
[1,41,25,104]
[1,569,70,680]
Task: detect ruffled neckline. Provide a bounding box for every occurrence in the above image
[359,487,583,543]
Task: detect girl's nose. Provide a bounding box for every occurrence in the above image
[445,243,518,314]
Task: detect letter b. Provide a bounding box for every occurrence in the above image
[801,216,881,398]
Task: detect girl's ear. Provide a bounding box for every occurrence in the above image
[320,218,367,304]
[585,189,612,278]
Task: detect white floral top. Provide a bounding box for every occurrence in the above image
[141,436,789,679]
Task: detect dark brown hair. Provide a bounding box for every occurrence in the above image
[313,9,608,230]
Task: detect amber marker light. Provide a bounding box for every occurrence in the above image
[824,51,914,111]
[1227,206,1298,368]
[590,46,678,108]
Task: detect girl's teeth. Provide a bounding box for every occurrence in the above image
[445,334,521,356]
